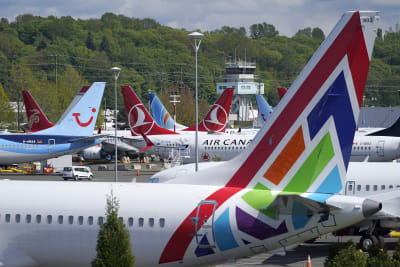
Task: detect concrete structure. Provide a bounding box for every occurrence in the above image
[216,60,264,121]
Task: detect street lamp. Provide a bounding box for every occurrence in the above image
[188,31,203,172]
[111,66,121,183]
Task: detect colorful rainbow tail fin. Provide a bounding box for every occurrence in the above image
[231,11,379,194]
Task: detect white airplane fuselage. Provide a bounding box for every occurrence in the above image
[350,135,400,162]
[0,180,370,267]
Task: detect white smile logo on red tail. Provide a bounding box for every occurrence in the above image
[203,104,228,132]
[128,104,154,135]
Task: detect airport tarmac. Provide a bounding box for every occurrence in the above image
[0,163,398,267]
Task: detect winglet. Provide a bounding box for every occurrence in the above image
[139,133,155,151]
[367,115,400,137]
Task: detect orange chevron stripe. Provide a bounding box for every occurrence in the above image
[263,127,305,185]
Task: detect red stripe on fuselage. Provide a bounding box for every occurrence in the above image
[159,12,368,264]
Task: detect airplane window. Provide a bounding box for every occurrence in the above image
[357,185,361,191]
[15,214,21,223]
[47,215,52,224]
[68,216,74,225]
[397,185,400,188]
[58,215,63,224]
[36,215,41,224]
[88,216,93,225]
[5,214,10,223]
[348,184,353,191]
[128,217,133,227]
[390,185,394,189]
[149,218,154,227]
[26,214,31,223]
[373,185,377,191]
[366,185,370,191]
[139,218,144,227]
[78,216,84,225]
[98,216,104,225]
[381,185,386,190]
[160,218,165,228]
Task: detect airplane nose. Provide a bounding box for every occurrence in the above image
[362,199,382,218]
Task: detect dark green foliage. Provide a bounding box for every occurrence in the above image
[92,191,135,267]
[392,239,400,262]
[86,32,96,50]
[325,240,400,267]
[0,12,398,128]
[325,243,368,267]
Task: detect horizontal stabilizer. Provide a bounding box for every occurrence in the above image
[268,194,340,216]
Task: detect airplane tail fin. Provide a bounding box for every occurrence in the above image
[256,94,273,125]
[22,90,54,132]
[149,92,176,130]
[121,85,178,136]
[182,87,234,133]
[228,11,379,193]
[37,83,105,136]
[277,87,287,100]
[367,116,400,137]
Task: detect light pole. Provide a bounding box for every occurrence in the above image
[111,67,121,183]
[188,31,203,172]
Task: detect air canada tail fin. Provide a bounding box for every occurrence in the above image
[121,85,178,136]
[37,82,105,136]
[367,116,400,137]
[22,90,54,132]
[256,94,273,125]
[182,87,234,133]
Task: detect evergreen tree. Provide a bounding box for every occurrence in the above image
[0,82,15,127]
[92,191,135,267]
[99,35,111,53]
[86,32,96,50]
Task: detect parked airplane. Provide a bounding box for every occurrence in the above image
[0,11,380,267]
[22,87,138,160]
[124,87,234,137]
[149,92,186,131]
[256,94,273,124]
[0,82,105,164]
[149,91,258,135]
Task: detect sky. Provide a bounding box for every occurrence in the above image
[0,0,399,37]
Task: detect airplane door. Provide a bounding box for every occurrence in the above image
[191,200,217,248]
[345,181,355,195]
[377,140,384,157]
[48,139,56,152]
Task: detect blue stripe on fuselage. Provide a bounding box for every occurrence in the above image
[307,71,355,169]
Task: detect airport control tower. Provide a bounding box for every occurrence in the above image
[216,60,264,121]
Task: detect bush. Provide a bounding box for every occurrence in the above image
[325,243,368,267]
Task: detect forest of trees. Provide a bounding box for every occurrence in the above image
[0,13,399,129]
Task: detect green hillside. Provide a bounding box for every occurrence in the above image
[0,13,398,128]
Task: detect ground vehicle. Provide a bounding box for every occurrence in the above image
[62,166,93,181]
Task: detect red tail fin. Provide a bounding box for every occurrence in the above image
[121,85,178,136]
[277,87,287,100]
[22,90,54,132]
[182,87,233,132]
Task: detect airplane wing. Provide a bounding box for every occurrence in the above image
[68,135,104,143]
[139,133,189,152]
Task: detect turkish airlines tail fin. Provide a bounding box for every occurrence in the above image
[256,94,273,126]
[182,87,234,133]
[22,90,54,132]
[37,82,105,137]
[121,85,178,136]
